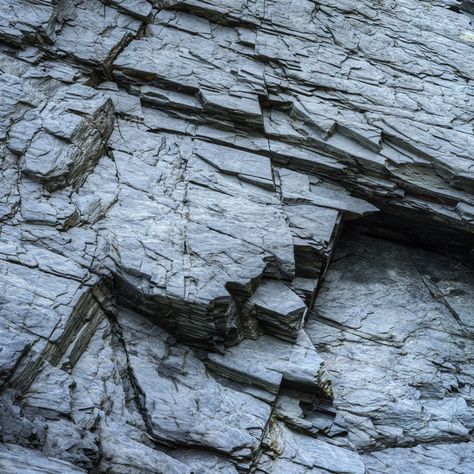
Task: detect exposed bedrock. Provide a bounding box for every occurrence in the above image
[0,0,473,472]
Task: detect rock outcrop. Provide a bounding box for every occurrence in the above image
[0,0,473,472]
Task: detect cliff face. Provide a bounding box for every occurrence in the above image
[0,1,473,472]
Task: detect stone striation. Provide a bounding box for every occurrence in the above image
[0,0,473,472]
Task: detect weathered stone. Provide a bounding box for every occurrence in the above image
[0,0,58,47]
[0,0,473,471]
[306,233,474,450]
[0,442,85,473]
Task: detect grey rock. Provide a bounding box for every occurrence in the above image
[0,0,58,47]
[18,84,115,190]
[255,420,365,474]
[114,308,272,467]
[0,320,31,388]
[23,362,73,417]
[0,0,473,472]
[172,449,238,474]
[247,279,307,342]
[99,417,190,474]
[205,328,325,396]
[363,442,474,474]
[0,390,46,448]
[53,0,142,68]
[101,0,153,20]
[0,442,85,473]
[306,234,474,450]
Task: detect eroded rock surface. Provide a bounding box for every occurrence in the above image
[0,0,473,472]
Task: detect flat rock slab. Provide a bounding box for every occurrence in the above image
[53,0,142,68]
[0,443,85,473]
[116,307,273,467]
[362,441,474,474]
[256,420,366,474]
[306,233,474,450]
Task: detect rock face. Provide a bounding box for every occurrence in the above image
[0,0,473,472]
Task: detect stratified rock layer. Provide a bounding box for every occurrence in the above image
[0,0,473,472]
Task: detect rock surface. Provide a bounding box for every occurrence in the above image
[0,0,473,472]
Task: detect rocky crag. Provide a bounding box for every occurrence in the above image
[0,0,473,472]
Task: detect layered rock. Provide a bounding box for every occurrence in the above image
[0,0,473,472]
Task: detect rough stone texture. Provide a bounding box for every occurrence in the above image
[0,0,473,472]
[307,234,474,455]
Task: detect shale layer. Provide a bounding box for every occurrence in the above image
[0,1,473,472]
